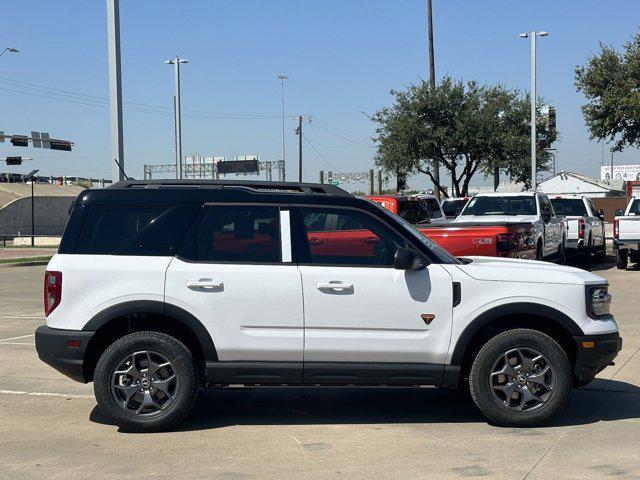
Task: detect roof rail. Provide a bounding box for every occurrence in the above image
[108,179,352,197]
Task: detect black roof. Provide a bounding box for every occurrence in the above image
[76,179,365,208]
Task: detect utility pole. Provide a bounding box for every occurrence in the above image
[519,30,548,191]
[166,56,188,179]
[277,74,288,181]
[296,115,303,182]
[426,0,440,199]
[610,149,614,180]
[107,0,125,183]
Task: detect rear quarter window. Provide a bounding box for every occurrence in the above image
[74,204,200,255]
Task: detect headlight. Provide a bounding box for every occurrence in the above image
[586,284,611,318]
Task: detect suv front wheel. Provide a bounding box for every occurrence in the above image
[94,331,198,432]
[469,329,571,427]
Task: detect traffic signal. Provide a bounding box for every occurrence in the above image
[49,139,72,151]
[547,107,556,138]
[10,135,28,147]
[5,157,23,165]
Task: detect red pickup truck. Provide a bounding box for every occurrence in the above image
[366,195,536,258]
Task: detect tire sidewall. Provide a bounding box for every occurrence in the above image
[469,329,571,427]
[94,332,198,432]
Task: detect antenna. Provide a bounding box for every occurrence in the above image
[113,157,132,180]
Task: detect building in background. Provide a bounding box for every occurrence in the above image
[539,171,625,198]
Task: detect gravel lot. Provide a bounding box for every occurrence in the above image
[1,261,639,480]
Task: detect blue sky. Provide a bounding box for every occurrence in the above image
[2,0,640,189]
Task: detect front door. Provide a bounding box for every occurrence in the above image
[293,206,454,367]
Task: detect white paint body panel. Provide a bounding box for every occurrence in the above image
[617,198,640,250]
[299,264,454,363]
[45,254,170,330]
[164,258,304,361]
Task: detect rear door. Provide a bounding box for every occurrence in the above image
[539,195,561,255]
[165,205,304,367]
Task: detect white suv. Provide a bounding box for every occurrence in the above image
[36,180,621,432]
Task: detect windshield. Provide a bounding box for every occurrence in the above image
[372,203,460,264]
[461,196,536,216]
[398,200,431,224]
[550,198,587,216]
[442,199,467,217]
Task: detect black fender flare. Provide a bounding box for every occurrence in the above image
[449,302,584,365]
[83,300,218,361]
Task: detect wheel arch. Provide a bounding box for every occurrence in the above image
[451,303,583,382]
[82,300,217,383]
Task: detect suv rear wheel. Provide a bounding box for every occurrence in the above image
[94,331,198,432]
[468,329,571,427]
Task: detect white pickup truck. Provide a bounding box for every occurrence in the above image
[614,197,640,269]
[550,196,606,266]
[455,192,566,261]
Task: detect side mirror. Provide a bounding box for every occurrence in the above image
[393,248,427,271]
[542,210,551,223]
[597,209,605,219]
[615,209,624,217]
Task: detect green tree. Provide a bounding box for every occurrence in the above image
[371,77,556,197]
[575,32,640,151]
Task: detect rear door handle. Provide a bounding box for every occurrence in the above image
[364,236,379,244]
[186,280,224,291]
[317,282,354,292]
[309,237,324,246]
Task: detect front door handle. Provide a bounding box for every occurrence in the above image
[186,280,224,291]
[309,236,324,246]
[317,282,354,292]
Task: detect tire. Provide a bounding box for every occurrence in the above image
[94,331,199,432]
[468,329,572,427]
[535,241,544,261]
[594,245,606,262]
[582,238,592,271]
[616,248,628,270]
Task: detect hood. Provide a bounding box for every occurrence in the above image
[454,215,539,224]
[455,256,606,285]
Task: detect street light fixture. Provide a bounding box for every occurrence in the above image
[276,74,288,182]
[519,30,549,191]
[165,56,189,179]
[0,47,19,57]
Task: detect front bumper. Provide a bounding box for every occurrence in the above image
[573,331,622,386]
[35,325,95,383]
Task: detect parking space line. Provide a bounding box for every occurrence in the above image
[0,389,93,399]
[0,342,35,346]
[0,333,35,342]
[0,315,42,319]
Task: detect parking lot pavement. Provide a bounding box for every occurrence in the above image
[1,262,639,480]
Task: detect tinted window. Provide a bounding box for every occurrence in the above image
[298,208,410,266]
[461,196,536,216]
[304,212,329,232]
[75,205,188,255]
[550,199,587,216]
[629,199,640,215]
[190,206,280,263]
[398,200,430,224]
[425,198,443,219]
[442,199,467,217]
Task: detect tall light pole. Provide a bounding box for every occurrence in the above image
[24,169,39,247]
[277,74,288,182]
[107,0,125,183]
[519,30,548,191]
[426,0,440,199]
[165,56,188,179]
[0,47,19,58]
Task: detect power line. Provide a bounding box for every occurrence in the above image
[302,134,339,170]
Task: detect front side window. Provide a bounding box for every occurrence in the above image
[398,200,430,224]
[425,198,443,219]
[187,206,281,263]
[461,196,537,216]
[442,199,467,217]
[296,207,410,267]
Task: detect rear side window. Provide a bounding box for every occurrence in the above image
[398,200,430,223]
[629,199,640,215]
[75,204,200,255]
[185,206,281,263]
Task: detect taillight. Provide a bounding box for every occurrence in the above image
[578,218,586,239]
[44,271,62,316]
[614,219,619,239]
